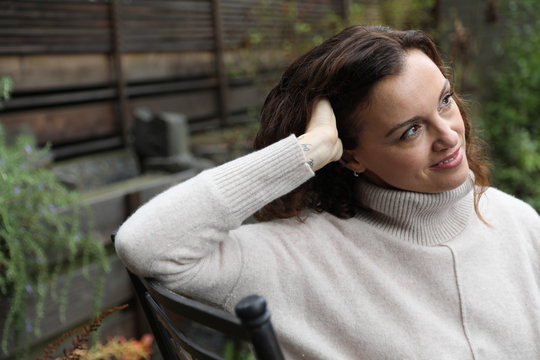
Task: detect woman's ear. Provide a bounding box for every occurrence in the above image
[340,149,367,174]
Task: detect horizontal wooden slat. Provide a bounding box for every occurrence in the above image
[128,78,218,97]
[3,88,116,110]
[120,20,213,29]
[0,45,109,55]
[122,51,215,82]
[119,0,211,13]
[1,102,118,145]
[121,8,211,18]
[0,52,217,91]
[0,18,109,27]
[1,28,109,36]
[121,32,214,42]
[2,79,219,111]
[0,2,108,19]
[124,41,216,53]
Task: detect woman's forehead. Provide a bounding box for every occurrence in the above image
[375,50,442,96]
[358,50,447,129]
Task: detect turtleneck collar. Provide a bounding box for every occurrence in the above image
[354,174,475,246]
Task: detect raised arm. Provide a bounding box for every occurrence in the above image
[114,99,342,302]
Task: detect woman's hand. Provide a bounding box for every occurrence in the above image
[298,98,343,171]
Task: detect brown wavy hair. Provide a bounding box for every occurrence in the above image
[254,25,491,221]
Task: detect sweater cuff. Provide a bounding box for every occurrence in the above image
[202,134,314,223]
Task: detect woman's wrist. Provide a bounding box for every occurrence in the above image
[297,133,335,172]
[298,99,343,172]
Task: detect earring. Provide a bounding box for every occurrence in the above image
[353,171,359,177]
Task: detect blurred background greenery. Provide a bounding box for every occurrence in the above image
[477,0,540,210]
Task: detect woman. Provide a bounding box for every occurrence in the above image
[115,26,540,359]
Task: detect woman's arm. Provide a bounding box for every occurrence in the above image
[114,99,342,300]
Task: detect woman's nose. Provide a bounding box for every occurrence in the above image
[431,118,459,152]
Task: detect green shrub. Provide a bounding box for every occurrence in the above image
[0,123,110,355]
[480,0,540,210]
[0,77,12,106]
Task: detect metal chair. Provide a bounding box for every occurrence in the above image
[112,232,285,360]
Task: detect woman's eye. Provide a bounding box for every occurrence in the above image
[439,92,454,109]
[400,124,422,140]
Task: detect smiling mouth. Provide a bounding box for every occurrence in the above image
[437,153,457,165]
[431,148,463,169]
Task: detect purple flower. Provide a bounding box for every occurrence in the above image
[13,186,21,195]
[24,144,32,156]
[25,283,33,295]
[25,318,32,333]
[49,203,57,213]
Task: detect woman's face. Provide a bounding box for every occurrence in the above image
[346,49,470,193]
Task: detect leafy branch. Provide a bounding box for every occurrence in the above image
[0,124,110,356]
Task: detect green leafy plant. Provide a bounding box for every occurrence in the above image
[0,122,110,355]
[479,0,540,210]
[0,76,12,106]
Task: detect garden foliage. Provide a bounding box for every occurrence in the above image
[0,77,12,106]
[480,0,540,210]
[0,123,110,354]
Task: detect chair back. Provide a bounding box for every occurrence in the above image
[112,232,285,360]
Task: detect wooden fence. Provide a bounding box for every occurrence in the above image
[0,0,347,159]
[0,1,348,358]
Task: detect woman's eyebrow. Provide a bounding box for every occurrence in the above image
[384,79,451,138]
[385,116,422,138]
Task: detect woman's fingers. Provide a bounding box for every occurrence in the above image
[308,98,337,131]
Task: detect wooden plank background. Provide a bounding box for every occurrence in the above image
[0,0,346,159]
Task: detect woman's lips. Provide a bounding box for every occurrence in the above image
[430,148,463,170]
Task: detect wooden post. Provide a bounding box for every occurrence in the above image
[211,0,229,127]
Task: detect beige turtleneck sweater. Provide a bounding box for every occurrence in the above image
[115,135,540,360]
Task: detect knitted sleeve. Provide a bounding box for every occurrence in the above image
[114,134,314,304]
